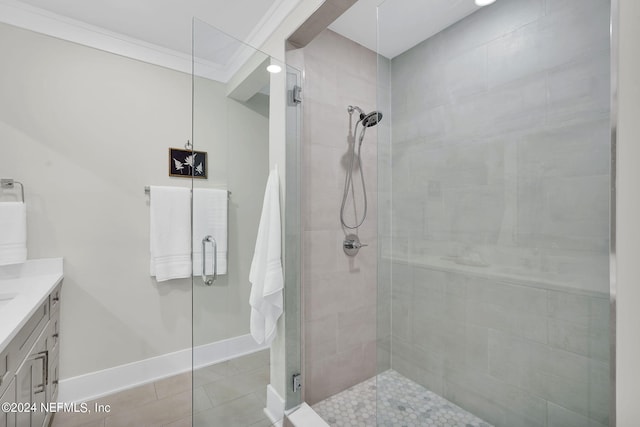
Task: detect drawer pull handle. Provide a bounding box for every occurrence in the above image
[32,351,48,394]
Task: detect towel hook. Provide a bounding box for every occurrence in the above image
[185,140,192,150]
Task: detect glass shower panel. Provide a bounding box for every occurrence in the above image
[377,0,611,426]
[191,18,285,426]
[284,63,303,412]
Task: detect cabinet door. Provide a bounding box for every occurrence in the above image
[0,378,16,427]
[15,337,48,427]
[47,317,59,406]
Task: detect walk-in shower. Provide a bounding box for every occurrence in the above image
[303,0,613,425]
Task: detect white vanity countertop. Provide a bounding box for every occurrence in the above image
[0,258,63,354]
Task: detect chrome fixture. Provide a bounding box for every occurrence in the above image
[343,234,368,256]
[202,235,217,285]
[347,105,383,129]
[1,178,25,202]
[292,85,303,104]
[292,373,302,392]
[341,106,383,230]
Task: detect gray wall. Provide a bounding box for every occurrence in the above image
[299,29,378,405]
[384,0,610,426]
[0,22,267,381]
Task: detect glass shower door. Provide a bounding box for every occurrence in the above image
[191,18,288,427]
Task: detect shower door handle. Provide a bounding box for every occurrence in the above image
[202,235,217,286]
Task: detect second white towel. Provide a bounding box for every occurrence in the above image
[249,167,284,345]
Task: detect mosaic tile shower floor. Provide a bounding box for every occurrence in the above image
[313,370,493,427]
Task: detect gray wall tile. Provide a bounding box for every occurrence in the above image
[389,6,610,423]
[301,29,378,404]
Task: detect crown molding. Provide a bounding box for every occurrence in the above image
[0,0,300,82]
[244,0,301,58]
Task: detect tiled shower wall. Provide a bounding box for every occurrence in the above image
[299,30,378,405]
[389,263,609,427]
[384,0,610,426]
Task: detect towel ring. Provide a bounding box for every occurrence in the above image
[1,179,25,202]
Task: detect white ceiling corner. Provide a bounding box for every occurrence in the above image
[328,0,380,55]
[330,0,481,59]
[0,0,301,82]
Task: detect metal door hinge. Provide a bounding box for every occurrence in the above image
[292,85,302,104]
[292,373,302,392]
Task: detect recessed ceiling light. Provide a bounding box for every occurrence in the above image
[266,64,282,74]
[475,0,496,6]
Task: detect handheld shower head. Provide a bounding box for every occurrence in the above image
[341,105,382,230]
[361,111,383,127]
[347,105,383,127]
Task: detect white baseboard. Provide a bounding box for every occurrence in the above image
[264,384,285,426]
[193,333,269,369]
[58,334,268,403]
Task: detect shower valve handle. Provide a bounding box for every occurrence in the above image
[345,240,367,249]
[343,234,367,256]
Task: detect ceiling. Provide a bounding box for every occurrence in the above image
[0,0,484,79]
[330,0,482,58]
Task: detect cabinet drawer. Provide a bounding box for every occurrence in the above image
[49,283,62,317]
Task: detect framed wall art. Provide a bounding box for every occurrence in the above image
[169,148,207,179]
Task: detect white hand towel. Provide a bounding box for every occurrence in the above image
[0,202,27,266]
[149,186,191,282]
[249,167,284,345]
[193,188,228,276]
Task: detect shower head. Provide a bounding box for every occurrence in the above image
[347,105,383,128]
[361,111,383,127]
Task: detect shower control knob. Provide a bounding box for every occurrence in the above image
[344,239,364,249]
[343,234,367,256]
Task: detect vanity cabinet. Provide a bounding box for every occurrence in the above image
[0,378,16,427]
[1,282,61,427]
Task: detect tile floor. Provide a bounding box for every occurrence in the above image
[51,350,273,427]
[313,370,492,427]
